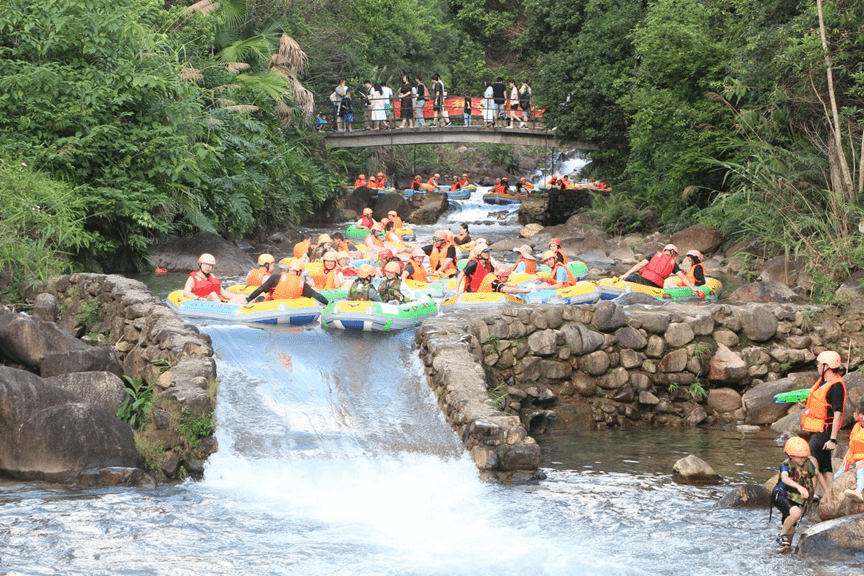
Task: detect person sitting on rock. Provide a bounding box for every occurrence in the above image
[243,259,329,305]
[183,253,245,303]
[348,265,381,301]
[622,244,696,293]
[839,400,864,503]
[771,436,830,552]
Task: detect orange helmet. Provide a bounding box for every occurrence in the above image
[663,244,679,255]
[384,261,402,274]
[257,253,275,266]
[817,350,842,369]
[357,264,376,278]
[784,437,810,458]
[549,238,562,247]
[542,250,557,261]
[198,253,216,265]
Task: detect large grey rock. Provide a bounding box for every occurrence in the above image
[717,484,771,508]
[561,323,604,356]
[706,388,742,413]
[149,231,254,276]
[528,329,558,356]
[40,346,124,378]
[672,454,721,485]
[733,306,778,342]
[11,403,141,481]
[797,514,864,559]
[628,310,671,334]
[671,224,723,257]
[615,326,647,350]
[742,379,799,425]
[0,314,49,369]
[727,281,798,303]
[708,344,748,384]
[758,255,806,288]
[592,302,626,331]
[580,351,610,376]
[665,322,695,348]
[44,372,127,415]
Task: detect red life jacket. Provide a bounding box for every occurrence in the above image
[189,271,221,298]
[639,252,676,288]
[466,259,494,292]
[358,215,374,228]
[801,376,846,433]
[269,273,305,300]
[354,177,367,187]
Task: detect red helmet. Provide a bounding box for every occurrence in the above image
[379,249,394,260]
[784,437,810,458]
[549,238,562,247]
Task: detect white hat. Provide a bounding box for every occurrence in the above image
[513,244,536,260]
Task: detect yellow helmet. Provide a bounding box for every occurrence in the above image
[817,350,842,369]
[257,253,275,266]
[318,233,333,244]
[357,264,376,278]
[337,251,350,260]
[384,261,402,274]
[288,259,304,271]
[198,253,216,266]
[542,250,557,261]
[323,251,338,262]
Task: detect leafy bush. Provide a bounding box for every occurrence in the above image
[117,376,154,430]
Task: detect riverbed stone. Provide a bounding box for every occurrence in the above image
[664,322,694,348]
[629,310,671,334]
[741,378,800,424]
[615,326,647,350]
[659,348,688,373]
[706,388,742,413]
[708,344,748,384]
[645,335,666,358]
[631,372,652,391]
[580,351,611,376]
[728,281,798,303]
[40,346,124,379]
[538,360,572,381]
[561,324,604,356]
[570,373,596,397]
[733,306,778,342]
[639,391,660,405]
[619,348,644,369]
[528,329,557,356]
[592,302,626,331]
[672,454,721,485]
[797,513,864,559]
[43,371,127,415]
[717,484,772,508]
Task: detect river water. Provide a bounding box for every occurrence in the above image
[1,174,857,575]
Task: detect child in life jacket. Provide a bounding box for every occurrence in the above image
[839,400,864,502]
[771,436,830,552]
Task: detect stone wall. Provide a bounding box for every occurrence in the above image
[40,273,217,480]
[416,299,864,476]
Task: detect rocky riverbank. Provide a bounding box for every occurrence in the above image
[0,273,217,486]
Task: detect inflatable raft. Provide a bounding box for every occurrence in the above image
[596,277,722,302]
[482,193,524,205]
[438,292,525,310]
[522,281,601,305]
[320,297,438,332]
[345,224,415,241]
[166,290,321,326]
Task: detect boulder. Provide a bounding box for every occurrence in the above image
[758,255,807,288]
[44,371,127,415]
[628,310,671,334]
[40,346,124,378]
[580,351,610,376]
[672,454,721,485]
[149,232,254,276]
[408,191,450,224]
[708,344,748,384]
[518,223,544,238]
[664,322,695,348]
[342,186,377,213]
[742,378,800,425]
[592,302,626,331]
[0,313,48,369]
[727,281,798,303]
[717,484,772,508]
[817,469,864,521]
[835,270,864,302]
[561,324,604,356]
[706,388,742,413]
[732,306,778,342]
[671,224,723,257]
[10,402,140,481]
[797,514,864,559]
[615,326,648,350]
[769,407,803,435]
[31,293,58,323]
[527,329,557,356]
[371,193,410,221]
[576,249,614,271]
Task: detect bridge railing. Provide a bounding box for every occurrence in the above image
[316,93,544,132]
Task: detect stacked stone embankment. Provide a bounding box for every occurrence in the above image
[0,273,216,485]
[416,299,864,478]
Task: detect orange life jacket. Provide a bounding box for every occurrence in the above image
[801,376,846,433]
[354,177,367,187]
[309,267,339,290]
[459,178,470,187]
[245,268,268,287]
[367,177,378,189]
[293,239,310,259]
[639,252,676,288]
[269,273,304,300]
[366,234,384,247]
[427,177,438,187]
[406,262,427,282]
[477,273,499,293]
[389,215,403,229]
[336,240,352,253]
[449,183,461,191]
[522,182,534,190]
[189,271,221,298]
[554,248,569,264]
[493,183,506,194]
[845,422,864,469]
[430,242,457,277]
[548,262,575,287]
[515,256,537,274]
[466,259,494,292]
[685,262,705,286]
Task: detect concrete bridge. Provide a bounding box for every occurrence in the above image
[322,125,597,150]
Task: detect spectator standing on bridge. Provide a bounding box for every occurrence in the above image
[398,74,415,129]
[331,79,348,132]
[414,75,427,128]
[381,82,395,129]
[362,80,374,127]
[491,77,507,127]
[483,81,495,127]
[370,83,385,130]
[519,81,532,128]
[507,80,521,128]
[431,75,451,127]
[341,90,354,132]
[463,93,473,126]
